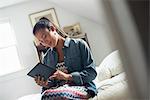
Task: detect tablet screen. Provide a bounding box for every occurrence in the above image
[27,63,56,80]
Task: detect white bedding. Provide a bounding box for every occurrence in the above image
[18,93,41,100]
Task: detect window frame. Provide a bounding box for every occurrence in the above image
[0,18,23,77]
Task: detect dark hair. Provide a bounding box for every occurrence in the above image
[33,20,51,35]
[33,17,68,38]
[39,17,50,22]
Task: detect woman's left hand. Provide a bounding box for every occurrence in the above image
[49,70,72,81]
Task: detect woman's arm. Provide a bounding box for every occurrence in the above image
[71,39,97,85]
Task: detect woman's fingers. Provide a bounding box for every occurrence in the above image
[45,80,48,86]
[49,74,56,79]
[34,75,48,86]
[39,77,43,86]
[49,70,58,79]
[35,75,40,85]
[34,75,38,82]
[49,70,69,80]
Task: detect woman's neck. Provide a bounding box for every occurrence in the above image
[55,36,65,51]
[55,36,65,62]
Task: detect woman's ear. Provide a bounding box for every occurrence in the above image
[50,26,56,32]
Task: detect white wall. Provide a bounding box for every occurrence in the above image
[0,68,41,100]
[0,0,116,100]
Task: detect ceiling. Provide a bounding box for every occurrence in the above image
[0,0,104,23]
[48,0,104,23]
[0,0,29,8]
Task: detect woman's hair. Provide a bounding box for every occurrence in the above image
[39,17,50,22]
[33,17,68,38]
[33,20,50,35]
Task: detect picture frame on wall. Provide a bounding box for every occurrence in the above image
[63,23,90,48]
[63,23,82,37]
[29,8,60,27]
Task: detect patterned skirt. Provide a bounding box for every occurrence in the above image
[41,85,88,100]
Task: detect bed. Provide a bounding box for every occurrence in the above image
[18,50,129,100]
[18,94,41,100]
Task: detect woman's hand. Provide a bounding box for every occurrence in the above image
[49,70,72,81]
[34,75,49,88]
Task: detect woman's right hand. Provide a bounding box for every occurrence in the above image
[34,75,49,88]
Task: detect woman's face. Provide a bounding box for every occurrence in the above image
[35,28,58,48]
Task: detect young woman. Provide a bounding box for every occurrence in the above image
[33,18,97,100]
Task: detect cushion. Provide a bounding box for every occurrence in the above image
[96,50,124,82]
[97,72,126,90]
[94,66,112,83]
[92,50,128,100]
[96,81,129,100]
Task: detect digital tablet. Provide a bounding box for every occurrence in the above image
[27,63,56,80]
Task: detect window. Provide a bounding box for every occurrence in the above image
[0,18,21,76]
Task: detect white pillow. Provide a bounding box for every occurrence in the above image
[103,50,124,76]
[97,72,126,90]
[93,66,112,89]
[96,81,129,100]
[95,50,124,82]
[95,65,112,82]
